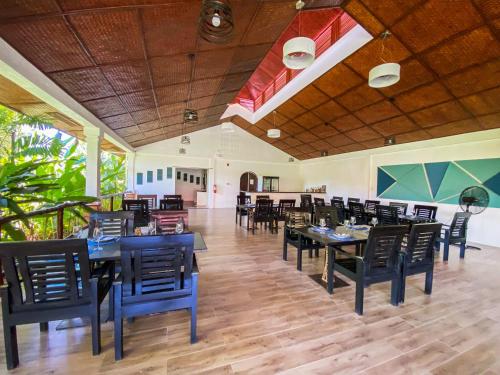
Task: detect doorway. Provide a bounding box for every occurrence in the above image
[240,171,258,192]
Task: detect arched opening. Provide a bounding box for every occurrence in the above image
[240,171,258,192]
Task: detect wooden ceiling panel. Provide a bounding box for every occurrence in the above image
[83,96,127,118]
[0,17,92,72]
[242,1,296,46]
[345,125,380,142]
[371,115,419,137]
[280,121,305,135]
[410,100,471,128]
[150,55,191,87]
[101,60,151,95]
[282,136,303,147]
[138,119,161,132]
[391,0,483,53]
[190,77,223,99]
[312,100,348,122]
[119,90,155,112]
[50,67,115,101]
[212,90,239,106]
[330,114,364,133]
[255,119,274,132]
[263,111,288,127]
[157,101,185,119]
[459,87,500,116]
[336,84,384,111]
[343,0,384,35]
[292,85,330,110]
[219,71,253,93]
[0,0,58,19]
[344,36,411,79]
[339,143,366,153]
[395,130,431,144]
[114,125,138,137]
[361,138,385,148]
[142,3,199,57]
[325,133,356,147]
[355,100,401,124]
[443,59,500,98]
[309,123,339,138]
[156,84,189,106]
[130,108,157,125]
[427,118,482,138]
[70,10,143,65]
[357,0,424,26]
[314,64,364,97]
[477,113,500,129]
[277,100,307,119]
[227,44,273,74]
[310,139,333,151]
[473,0,500,20]
[422,26,499,77]
[295,131,319,143]
[393,82,452,113]
[101,113,135,130]
[378,59,434,97]
[247,126,266,138]
[294,112,323,129]
[194,49,235,80]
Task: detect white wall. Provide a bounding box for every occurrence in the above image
[175,168,205,202]
[130,124,302,208]
[300,129,500,247]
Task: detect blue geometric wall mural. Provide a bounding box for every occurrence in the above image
[377,158,500,208]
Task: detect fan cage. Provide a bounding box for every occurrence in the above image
[199,0,234,44]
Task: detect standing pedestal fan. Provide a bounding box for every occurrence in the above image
[459,186,490,250]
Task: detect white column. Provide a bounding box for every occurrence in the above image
[207,158,216,208]
[84,127,103,198]
[126,151,136,192]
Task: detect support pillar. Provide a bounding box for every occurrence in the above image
[126,151,136,192]
[84,127,103,198]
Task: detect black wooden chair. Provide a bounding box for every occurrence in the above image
[400,223,442,302]
[122,199,149,227]
[248,199,275,234]
[300,194,312,208]
[348,202,367,225]
[331,199,346,222]
[235,195,251,224]
[314,206,339,228]
[88,211,134,237]
[313,197,325,207]
[256,195,270,201]
[0,239,113,369]
[137,194,157,210]
[160,195,184,210]
[389,202,408,215]
[413,204,438,221]
[274,199,296,226]
[364,200,380,213]
[113,234,198,360]
[375,205,400,225]
[282,209,323,271]
[332,225,407,315]
[435,212,472,261]
[347,197,360,203]
[331,196,343,202]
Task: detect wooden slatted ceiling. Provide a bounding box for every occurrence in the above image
[0,0,307,148]
[233,0,500,159]
[0,75,121,152]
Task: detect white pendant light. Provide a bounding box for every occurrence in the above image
[368,63,400,88]
[267,129,281,138]
[283,0,315,70]
[368,31,400,88]
[283,37,316,70]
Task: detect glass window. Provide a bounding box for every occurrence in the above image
[177,171,181,180]
[190,175,194,183]
[157,169,163,181]
[166,167,173,179]
[263,176,279,192]
[196,177,200,185]
[147,171,153,183]
[137,172,143,185]
[183,173,187,182]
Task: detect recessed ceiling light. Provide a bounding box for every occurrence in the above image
[183,109,198,123]
[384,136,396,146]
[321,150,328,157]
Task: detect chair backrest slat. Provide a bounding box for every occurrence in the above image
[0,239,91,310]
[89,211,134,237]
[138,194,158,210]
[449,212,472,239]
[348,202,365,224]
[331,196,343,202]
[364,200,380,212]
[413,205,438,220]
[363,225,407,276]
[278,199,296,217]
[122,199,149,217]
[406,223,442,265]
[285,208,311,228]
[300,194,312,208]
[314,197,325,206]
[255,199,273,216]
[376,204,400,225]
[389,202,408,215]
[347,197,360,203]
[314,206,339,227]
[119,234,194,302]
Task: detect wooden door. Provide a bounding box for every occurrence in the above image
[240,172,257,192]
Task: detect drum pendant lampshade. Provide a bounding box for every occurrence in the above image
[283,37,316,70]
[368,62,400,88]
[267,129,281,138]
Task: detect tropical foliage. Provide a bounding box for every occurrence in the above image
[0,105,126,240]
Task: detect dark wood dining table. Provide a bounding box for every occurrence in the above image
[290,225,369,294]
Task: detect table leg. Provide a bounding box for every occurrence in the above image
[327,246,334,294]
